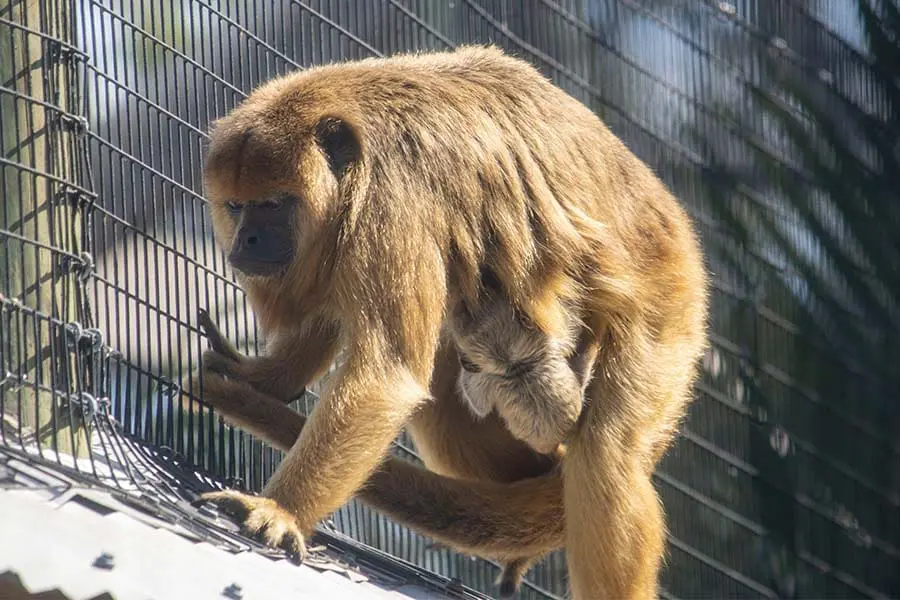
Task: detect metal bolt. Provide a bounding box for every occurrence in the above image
[223,583,243,599]
[64,322,83,350]
[82,327,104,351]
[93,552,115,570]
[72,392,98,422]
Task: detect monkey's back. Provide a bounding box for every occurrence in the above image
[247,45,664,220]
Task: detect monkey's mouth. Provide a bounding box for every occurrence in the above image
[228,255,292,277]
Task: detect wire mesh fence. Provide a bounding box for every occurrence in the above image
[2,0,898,598]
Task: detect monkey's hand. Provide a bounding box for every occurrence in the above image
[196,490,307,562]
[198,308,244,361]
[197,307,247,377]
[181,309,255,407]
[190,308,301,403]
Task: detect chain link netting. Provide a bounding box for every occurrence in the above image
[2,1,898,598]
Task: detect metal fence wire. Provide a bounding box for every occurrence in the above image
[2,0,899,598]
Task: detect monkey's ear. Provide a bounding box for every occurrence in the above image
[315,116,361,178]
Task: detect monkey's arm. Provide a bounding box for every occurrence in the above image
[196,309,340,402]
[262,333,432,529]
[196,371,564,561]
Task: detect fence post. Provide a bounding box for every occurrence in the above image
[0,0,87,456]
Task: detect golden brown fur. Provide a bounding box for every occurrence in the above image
[190,45,709,599]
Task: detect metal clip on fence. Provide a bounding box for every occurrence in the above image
[75,252,94,283]
[68,391,109,424]
[58,252,93,284]
[59,251,94,284]
[61,187,91,209]
[57,113,89,136]
[46,38,87,66]
[81,328,104,351]
[64,322,83,351]
[157,379,181,401]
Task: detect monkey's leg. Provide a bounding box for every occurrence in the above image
[189,375,301,449]
[363,452,564,561]
[563,347,679,600]
[195,373,565,561]
[564,433,663,600]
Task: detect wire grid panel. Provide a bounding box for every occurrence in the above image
[2,0,898,598]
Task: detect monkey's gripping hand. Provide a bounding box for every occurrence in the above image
[195,490,307,562]
[182,308,253,394]
[186,308,339,405]
[194,307,249,376]
[188,310,313,560]
[187,308,295,404]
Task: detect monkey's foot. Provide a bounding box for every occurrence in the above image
[197,491,307,562]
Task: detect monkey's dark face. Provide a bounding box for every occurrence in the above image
[203,101,364,286]
[223,194,297,277]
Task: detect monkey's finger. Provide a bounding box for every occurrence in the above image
[181,369,221,405]
[198,308,244,362]
[198,308,238,356]
[179,369,222,412]
[255,518,306,563]
[239,522,305,564]
[235,499,307,563]
[180,370,200,397]
[280,530,307,564]
[196,490,255,522]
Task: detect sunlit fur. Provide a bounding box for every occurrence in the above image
[193,45,709,599]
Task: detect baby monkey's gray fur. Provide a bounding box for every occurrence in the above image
[449,283,599,456]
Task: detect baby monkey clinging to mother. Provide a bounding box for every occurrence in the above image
[449,273,598,454]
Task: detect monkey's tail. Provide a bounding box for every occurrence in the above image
[497,556,538,597]
[359,458,565,561]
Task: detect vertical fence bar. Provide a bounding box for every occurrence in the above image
[0,0,90,456]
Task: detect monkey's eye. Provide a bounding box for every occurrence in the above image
[225,201,243,215]
[259,197,284,210]
[458,353,482,373]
